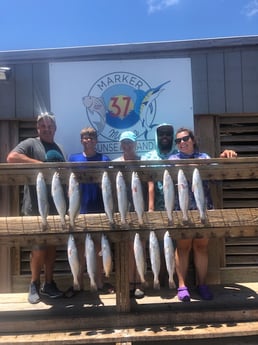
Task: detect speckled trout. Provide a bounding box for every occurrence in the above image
[85,233,97,291]
[192,168,206,223]
[67,234,80,290]
[101,171,114,224]
[36,172,49,230]
[51,171,67,228]
[116,171,128,225]
[164,231,176,289]
[101,233,113,278]
[131,172,144,225]
[68,172,81,229]
[149,231,161,290]
[133,233,146,284]
[177,169,189,224]
[163,169,175,225]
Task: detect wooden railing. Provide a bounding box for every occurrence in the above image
[1,158,258,311]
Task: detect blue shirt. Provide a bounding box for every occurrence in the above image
[68,152,110,213]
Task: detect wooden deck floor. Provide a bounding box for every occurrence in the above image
[1,282,258,344]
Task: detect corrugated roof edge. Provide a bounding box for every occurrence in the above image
[0,35,258,63]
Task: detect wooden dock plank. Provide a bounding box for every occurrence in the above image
[1,283,258,333]
[1,321,258,344]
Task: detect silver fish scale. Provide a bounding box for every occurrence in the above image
[51,171,67,227]
[116,171,128,224]
[67,234,80,290]
[36,172,49,229]
[68,172,81,228]
[177,169,189,223]
[131,172,144,225]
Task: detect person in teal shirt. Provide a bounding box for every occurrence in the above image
[141,123,175,212]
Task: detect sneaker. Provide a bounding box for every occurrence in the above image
[177,286,190,302]
[40,281,63,299]
[197,285,213,300]
[129,288,145,299]
[28,281,40,304]
[134,288,145,299]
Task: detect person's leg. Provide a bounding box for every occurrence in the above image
[175,239,192,301]
[28,247,45,304]
[30,248,45,283]
[175,239,192,288]
[44,245,56,283]
[193,238,213,300]
[192,238,209,285]
[41,245,63,298]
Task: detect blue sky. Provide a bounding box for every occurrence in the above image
[1,0,258,51]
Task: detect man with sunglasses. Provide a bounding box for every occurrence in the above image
[141,123,237,289]
[141,123,175,212]
[141,124,175,286]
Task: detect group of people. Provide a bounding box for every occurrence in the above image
[6,112,237,304]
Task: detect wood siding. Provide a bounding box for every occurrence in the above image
[1,37,258,292]
[0,37,258,124]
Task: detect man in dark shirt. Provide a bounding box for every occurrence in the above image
[7,112,65,304]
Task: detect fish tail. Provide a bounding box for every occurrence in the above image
[73,280,80,291]
[41,221,49,231]
[169,278,176,289]
[90,280,98,291]
[153,279,160,290]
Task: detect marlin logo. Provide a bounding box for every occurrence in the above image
[83,72,171,141]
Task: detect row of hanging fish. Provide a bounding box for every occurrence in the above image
[67,233,113,291]
[36,171,81,230]
[37,167,206,229]
[102,170,144,226]
[68,230,174,292]
[167,167,206,225]
[134,230,175,290]
[102,167,206,227]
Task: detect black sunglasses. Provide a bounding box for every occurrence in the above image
[175,135,190,144]
[158,131,172,137]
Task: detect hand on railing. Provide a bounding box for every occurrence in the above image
[219,150,237,158]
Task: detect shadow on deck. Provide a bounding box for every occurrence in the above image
[0,282,258,344]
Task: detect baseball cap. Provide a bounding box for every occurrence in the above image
[119,131,137,142]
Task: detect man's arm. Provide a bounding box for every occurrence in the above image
[7,151,43,164]
[148,181,155,212]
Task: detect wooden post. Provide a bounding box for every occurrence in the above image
[0,246,11,292]
[115,239,130,312]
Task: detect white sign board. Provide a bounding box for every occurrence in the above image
[49,58,193,159]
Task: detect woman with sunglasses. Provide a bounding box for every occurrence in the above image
[169,127,236,302]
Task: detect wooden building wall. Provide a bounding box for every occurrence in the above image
[1,36,258,291]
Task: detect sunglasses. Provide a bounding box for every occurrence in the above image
[158,131,172,137]
[175,135,190,144]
